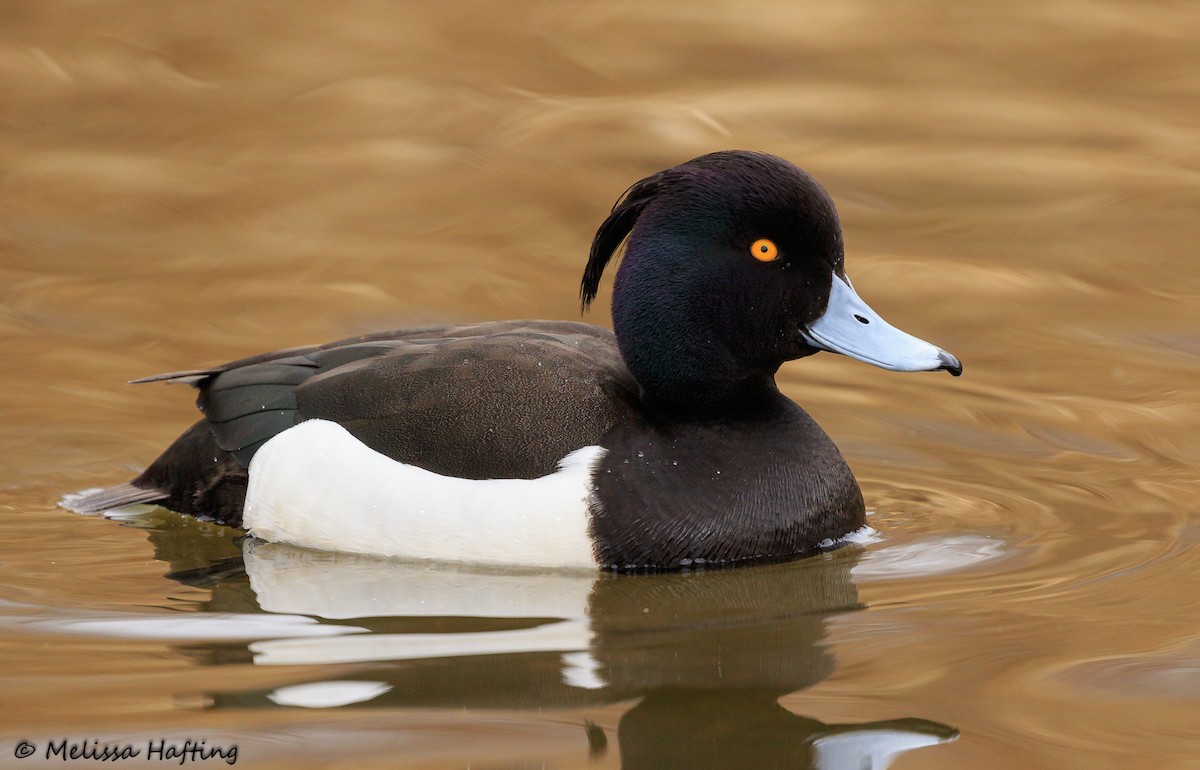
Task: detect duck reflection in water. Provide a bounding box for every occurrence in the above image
[152,521,956,770]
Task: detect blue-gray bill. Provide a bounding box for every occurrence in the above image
[801,275,963,376]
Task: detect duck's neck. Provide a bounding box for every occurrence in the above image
[641,372,786,419]
[613,312,785,417]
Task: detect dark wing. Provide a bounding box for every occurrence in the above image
[199,350,362,466]
[294,323,638,480]
[188,320,636,475]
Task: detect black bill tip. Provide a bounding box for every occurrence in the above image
[937,350,963,377]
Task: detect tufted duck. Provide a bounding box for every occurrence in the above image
[64,150,961,571]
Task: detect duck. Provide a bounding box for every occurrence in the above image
[65,150,961,571]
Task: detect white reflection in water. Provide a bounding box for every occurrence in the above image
[561,650,607,690]
[250,618,593,667]
[234,538,955,769]
[0,600,364,641]
[267,681,394,708]
[852,535,1009,580]
[245,539,597,667]
[812,726,956,770]
[246,539,593,620]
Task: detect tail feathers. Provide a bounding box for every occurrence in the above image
[128,369,220,386]
[60,483,167,514]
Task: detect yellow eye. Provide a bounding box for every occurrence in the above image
[750,238,779,262]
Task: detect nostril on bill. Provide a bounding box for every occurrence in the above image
[853,314,869,324]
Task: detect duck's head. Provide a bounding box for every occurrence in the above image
[582,151,961,411]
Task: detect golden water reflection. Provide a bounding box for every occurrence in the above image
[2,0,1200,767]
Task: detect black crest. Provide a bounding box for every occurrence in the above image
[580,172,665,311]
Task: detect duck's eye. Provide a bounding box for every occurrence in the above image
[750,239,779,262]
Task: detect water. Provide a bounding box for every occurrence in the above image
[2,1,1199,767]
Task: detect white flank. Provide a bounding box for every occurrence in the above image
[243,419,603,569]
